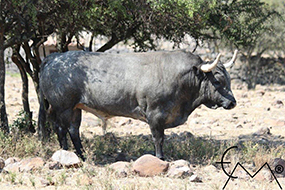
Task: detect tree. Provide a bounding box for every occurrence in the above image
[0,0,56,133]
[84,0,218,52]
[205,0,283,89]
[0,0,37,133]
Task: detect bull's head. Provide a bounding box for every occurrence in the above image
[196,50,238,110]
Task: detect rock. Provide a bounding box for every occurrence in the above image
[132,154,169,177]
[18,157,45,172]
[5,157,20,166]
[203,165,218,173]
[189,174,202,182]
[109,161,131,177]
[166,166,193,178]
[253,127,271,136]
[51,150,82,168]
[256,90,265,96]
[44,161,61,170]
[119,119,132,126]
[3,162,20,173]
[272,100,284,108]
[170,160,191,168]
[0,157,5,170]
[236,124,243,129]
[4,157,45,173]
[192,113,201,118]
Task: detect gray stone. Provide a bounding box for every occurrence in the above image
[51,150,82,168]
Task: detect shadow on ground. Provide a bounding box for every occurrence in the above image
[81,129,285,166]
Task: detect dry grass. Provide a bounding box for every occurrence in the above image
[1,115,285,189]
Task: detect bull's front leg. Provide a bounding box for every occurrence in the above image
[147,108,166,160]
[150,127,165,160]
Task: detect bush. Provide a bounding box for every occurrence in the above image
[9,110,36,135]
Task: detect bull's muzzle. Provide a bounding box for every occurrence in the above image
[224,99,236,110]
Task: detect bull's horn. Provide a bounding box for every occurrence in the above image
[200,53,221,72]
[224,49,238,68]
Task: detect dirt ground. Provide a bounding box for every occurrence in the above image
[2,68,285,189]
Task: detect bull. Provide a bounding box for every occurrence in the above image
[38,49,238,160]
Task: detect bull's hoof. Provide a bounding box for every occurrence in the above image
[79,155,86,162]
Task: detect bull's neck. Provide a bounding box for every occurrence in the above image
[183,73,205,115]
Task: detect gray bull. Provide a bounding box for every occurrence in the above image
[38,50,237,160]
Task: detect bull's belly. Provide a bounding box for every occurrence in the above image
[74,103,147,123]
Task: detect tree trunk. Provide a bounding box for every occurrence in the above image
[22,42,41,102]
[0,33,9,134]
[89,33,95,52]
[12,53,35,133]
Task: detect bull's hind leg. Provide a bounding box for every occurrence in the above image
[55,123,68,150]
[68,109,85,160]
[57,109,84,160]
[101,118,107,136]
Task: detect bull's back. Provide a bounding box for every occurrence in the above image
[40,51,146,115]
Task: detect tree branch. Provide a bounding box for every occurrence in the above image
[14,47,33,77]
[96,33,120,52]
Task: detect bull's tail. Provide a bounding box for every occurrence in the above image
[38,88,50,141]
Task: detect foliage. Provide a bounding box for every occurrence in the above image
[203,0,284,89]
[10,110,36,134]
